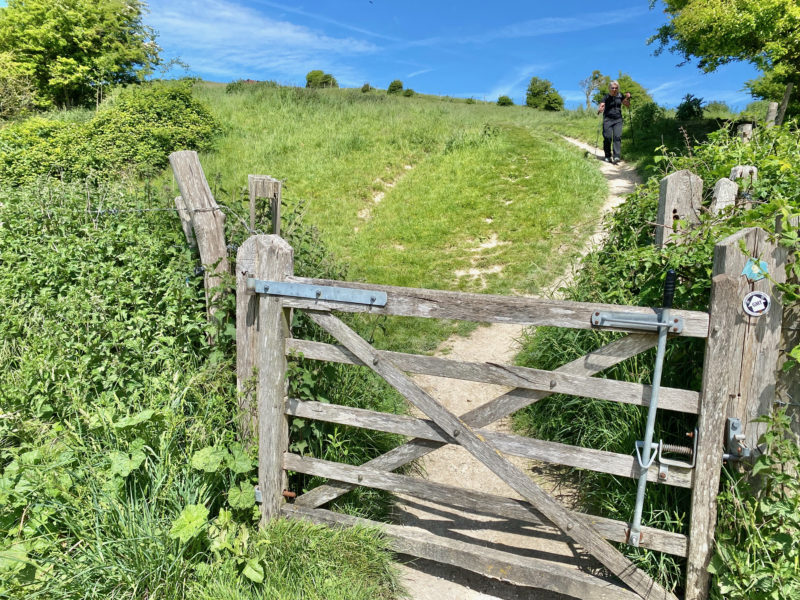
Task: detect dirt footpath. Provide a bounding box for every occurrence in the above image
[395,137,642,600]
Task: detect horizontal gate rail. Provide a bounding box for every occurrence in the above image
[283,275,710,338]
[294,333,659,512]
[286,338,701,414]
[285,452,688,557]
[286,398,694,489]
[303,309,678,599]
[282,504,642,600]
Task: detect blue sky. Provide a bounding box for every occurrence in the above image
[147,1,760,109]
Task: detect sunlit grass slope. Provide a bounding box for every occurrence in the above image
[191,83,607,351]
[194,84,606,292]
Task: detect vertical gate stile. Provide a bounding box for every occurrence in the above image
[686,226,785,600]
[251,235,294,525]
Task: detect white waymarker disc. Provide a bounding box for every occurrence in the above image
[742,291,771,317]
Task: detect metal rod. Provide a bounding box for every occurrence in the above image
[629,270,676,547]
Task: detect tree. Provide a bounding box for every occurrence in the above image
[496,95,513,106]
[0,0,160,108]
[745,70,800,121]
[305,70,338,88]
[591,72,652,106]
[650,0,800,125]
[579,70,603,109]
[525,77,563,111]
[675,93,704,120]
[387,79,403,94]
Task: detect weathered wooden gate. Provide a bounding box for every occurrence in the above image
[235,229,784,600]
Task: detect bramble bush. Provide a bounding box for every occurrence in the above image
[516,121,800,594]
[0,81,217,184]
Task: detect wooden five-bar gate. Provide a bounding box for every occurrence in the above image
[234,228,785,600]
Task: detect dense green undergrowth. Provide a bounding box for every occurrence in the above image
[0,180,404,599]
[515,122,800,596]
[0,81,217,184]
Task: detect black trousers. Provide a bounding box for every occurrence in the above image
[603,118,623,159]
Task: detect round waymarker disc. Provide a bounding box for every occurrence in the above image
[742,291,771,317]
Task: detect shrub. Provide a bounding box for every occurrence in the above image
[496,95,513,106]
[703,101,733,118]
[676,94,705,120]
[0,81,218,184]
[402,88,415,97]
[361,82,371,93]
[387,80,403,94]
[225,79,278,94]
[632,100,666,132]
[465,97,476,104]
[0,67,35,119]
[526,77,564,111]
[306,70,338,88]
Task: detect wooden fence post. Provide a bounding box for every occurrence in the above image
[685,227,786,600]
[248,175,282,236]
[765,102,779,127]
[169,151,229,320]
[655,170,703,247]
[245,235,293,525]
[710,178,737,215]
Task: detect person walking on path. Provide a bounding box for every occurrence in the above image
[597,81,631,164]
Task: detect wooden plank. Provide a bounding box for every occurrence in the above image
[284,275,710,338]
[286,339,700,414]
[282,504,643,600]
[285,453,688,557]
[254,235,294,525]
[248,175,281,235]
[286,398,693,489]
[295,333,658,510]
[169,151,229,320]
[684,275,740,600]
[236,237,258,446]
[306,310,677,600]
[712,227,786,450]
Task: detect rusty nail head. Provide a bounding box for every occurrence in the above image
[282,490,297,499]
[658,471,667,479]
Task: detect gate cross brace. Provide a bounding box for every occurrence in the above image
[295,332,657,509]
[305,310,676,600]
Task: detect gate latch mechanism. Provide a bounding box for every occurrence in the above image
[247,278,387,307]
[592,310,683,334]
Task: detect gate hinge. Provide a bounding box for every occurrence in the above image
[247,279,387,307]
[592,310,683,334]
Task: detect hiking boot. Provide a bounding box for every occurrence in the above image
[604,157,612,163]
[613,157,621,164]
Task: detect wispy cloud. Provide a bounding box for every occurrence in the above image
[407,68,433,79]
[486,63,556,100]
[403,6,649,48]
[147,0,377,82]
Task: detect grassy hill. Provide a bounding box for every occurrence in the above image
[189,82,607,351]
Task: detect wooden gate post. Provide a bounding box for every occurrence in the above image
[685,227,786,600]
[248,175,282,235]
[655,170,703,247]
[235,235,293,523]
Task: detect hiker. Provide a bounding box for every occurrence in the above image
[597,81,631,164]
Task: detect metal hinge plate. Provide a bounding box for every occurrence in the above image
[247,279,387,307]
[591,311,683,334]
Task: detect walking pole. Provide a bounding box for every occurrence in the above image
[628,269,676,547]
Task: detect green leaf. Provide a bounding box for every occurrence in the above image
[241,558,265,583]
[169,504,209,543]
[108,449,146,477]
[227,481,256,510]
[113,409,155,429]
[191,446,229,473]
[226,445,253,474]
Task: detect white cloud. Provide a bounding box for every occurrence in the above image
[147,0,377,81]
[407,68,433,79]
[486,63,556,100]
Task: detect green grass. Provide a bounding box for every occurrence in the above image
[189,83,608,352]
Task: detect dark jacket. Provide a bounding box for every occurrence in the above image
[602,94,625,121]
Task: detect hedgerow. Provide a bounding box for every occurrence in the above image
[516,121,799,595]
[0,81,217,184]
